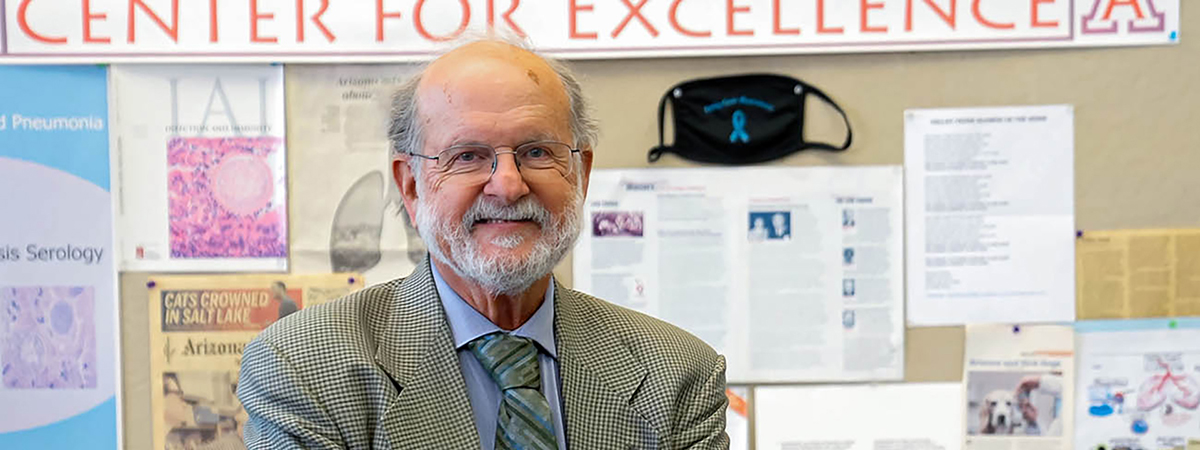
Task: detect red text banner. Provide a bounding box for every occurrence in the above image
[0,0,1180,63]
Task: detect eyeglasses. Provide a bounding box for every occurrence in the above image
[408,140,582,185]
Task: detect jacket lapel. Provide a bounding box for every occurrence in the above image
[372,259,481,449]
[555,283,657,448]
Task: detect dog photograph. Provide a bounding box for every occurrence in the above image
[966,371,1065,437]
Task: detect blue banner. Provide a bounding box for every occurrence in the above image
[0,66,119,449]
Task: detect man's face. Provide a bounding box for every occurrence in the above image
[772,214,786,231]
[395,46,592,294]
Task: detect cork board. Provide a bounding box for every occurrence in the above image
[120,10,1199,448]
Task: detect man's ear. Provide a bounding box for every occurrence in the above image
[578,148,595,198]
[392,156,420,227]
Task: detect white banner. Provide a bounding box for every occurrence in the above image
[0,0,1180,63]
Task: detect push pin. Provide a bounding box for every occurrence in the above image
[1169,320,1178,329]
[1012,325,1021,334]
[147,280,157,288]
[1076,230,1084,238]
[348,277,357,284]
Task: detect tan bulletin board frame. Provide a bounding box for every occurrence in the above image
[121,10,1197,449]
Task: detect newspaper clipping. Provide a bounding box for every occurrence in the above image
[147,274,362,450]
[285,64,425,283]
[1076,229,1200,319]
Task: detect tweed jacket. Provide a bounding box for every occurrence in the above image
[237,259,729,449]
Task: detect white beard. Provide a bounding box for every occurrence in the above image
[414,184,583,296]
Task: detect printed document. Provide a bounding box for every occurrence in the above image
[906,105,1075,326]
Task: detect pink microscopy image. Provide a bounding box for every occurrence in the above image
[167,137,287,259]
[2,286,98,390]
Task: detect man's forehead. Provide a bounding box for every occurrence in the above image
[418,42,568,110]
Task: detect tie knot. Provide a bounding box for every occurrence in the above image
[467,333,541,391]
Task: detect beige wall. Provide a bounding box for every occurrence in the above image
[121,10,1199,449]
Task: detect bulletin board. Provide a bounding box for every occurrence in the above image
[110,11,1200,450]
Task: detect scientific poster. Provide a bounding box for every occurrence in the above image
[1076,229,1200,319]
[146,274,362,450]
[0,66,120,449]
[112,65,288,273]
[285,65,425,284]
[963,325,1074,449]
[1076,319,1200,450]
[755,383,964,450]
[906,105,1076,326]
[574,166,905,383]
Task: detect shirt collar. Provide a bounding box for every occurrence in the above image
[431,262,558,359]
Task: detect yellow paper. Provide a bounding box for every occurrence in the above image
[147,273,363,450]
[1076,229,1200,319]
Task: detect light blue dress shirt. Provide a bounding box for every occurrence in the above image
[431,263,568,450]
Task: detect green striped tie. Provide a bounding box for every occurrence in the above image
[468,333,558,450]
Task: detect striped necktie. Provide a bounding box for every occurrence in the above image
[468,332,558,450]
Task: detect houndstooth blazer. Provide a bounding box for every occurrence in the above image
[237,258,730,449]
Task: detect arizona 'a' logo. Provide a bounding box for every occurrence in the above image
[1082,0,1166,33]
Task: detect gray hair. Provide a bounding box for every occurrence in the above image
[387,35,599,173]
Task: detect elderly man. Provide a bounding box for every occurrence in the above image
[237,39,729,449]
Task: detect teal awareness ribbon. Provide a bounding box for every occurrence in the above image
[729,109,750,143]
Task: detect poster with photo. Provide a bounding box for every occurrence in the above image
[0,66,120,449]
[146,274,362,450]
[575,166,905,383]
[964,325,1074,449]
[112,65,288,273]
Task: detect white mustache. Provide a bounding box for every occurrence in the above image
[461,196,554,230]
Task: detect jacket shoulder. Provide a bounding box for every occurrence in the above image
[566,289,721,371]
[252,279,401,366]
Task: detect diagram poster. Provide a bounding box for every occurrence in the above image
[112,65,288,273]
[285,65,425,284]
[0,66,120,449]
[147,274,362,450]
[1076,319,1200,450]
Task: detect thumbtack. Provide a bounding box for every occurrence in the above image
[1170,31,1178,41]
[1169,320,1178,329]
[147,280,156,288]
[1013,325,1021,334]
[348,277,357,284]
[1076,230,1084,238]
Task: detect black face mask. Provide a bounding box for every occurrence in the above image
[648,74,853,165]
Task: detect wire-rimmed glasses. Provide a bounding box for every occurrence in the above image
[407,140,581,185]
